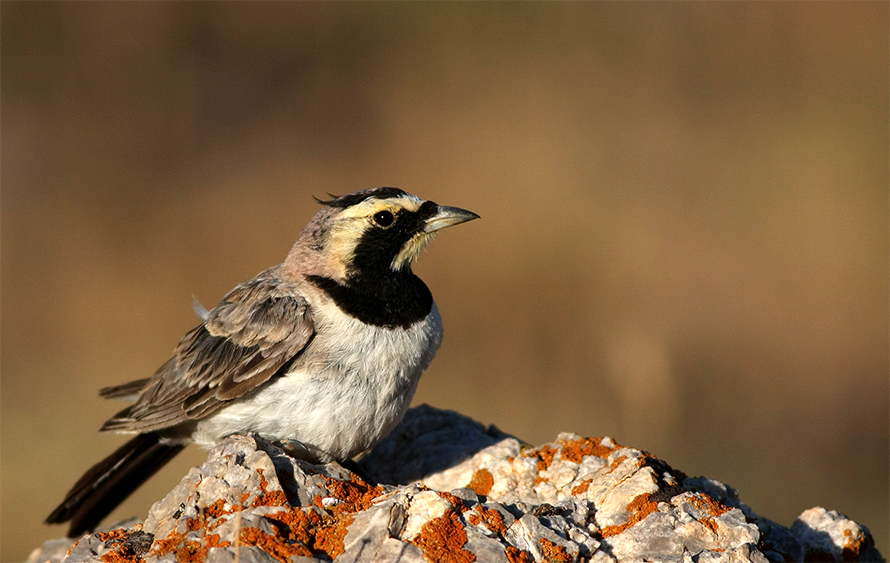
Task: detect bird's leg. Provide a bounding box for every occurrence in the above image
[269,438,377,484]
[271,438,314,459]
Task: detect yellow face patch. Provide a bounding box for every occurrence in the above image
[335,194,424,220]
[392,231,434,271]
[324,195,427,276]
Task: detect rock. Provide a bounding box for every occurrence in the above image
[30,405,883,563]
[791,507,883,562]
[25,538,82,563]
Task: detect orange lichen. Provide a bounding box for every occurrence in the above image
[150,468,385,563]
[98,528,155,563]
[538,538,572,562]
[100,551,139,563]
[319,473,385,515]
[152,526,195,563]
[251,468,288,508]
[682,493,733,538]
[314,518,352,559]
[100,550,132,563]
[170,541,205,563]
[559,437,619,463]
[468,468,494,496]
[597,492,660,538]
[841,528,866,561]
[700,517,719,535]
[150,524,231,563]
[262,506,325,550]
[505,546,533,563]
[435,490,470,513]
[627,492,657,513]
[256,468,271,491]
[466,505,507,535]
[101,548,138,563]
[65,540,80,560]
[571,478,592,495]
[150,527,185,559]
[687,493,730,517]
[260,473,383,560]
[240,526,312,561]
[96,529,130,543]
[202,498,249,528]
[606,455,627,474]
[524,444,557,472]
[411,509,476,563]
[234,504,349,561]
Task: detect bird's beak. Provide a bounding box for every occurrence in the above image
[424,205,480,233]
[392,204,479,271]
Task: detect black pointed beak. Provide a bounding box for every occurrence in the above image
[424,206,480,233]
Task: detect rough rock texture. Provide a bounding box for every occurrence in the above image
[29,405,883,563]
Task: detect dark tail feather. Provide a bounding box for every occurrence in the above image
[99,378,150,399]
[46,433,184,537]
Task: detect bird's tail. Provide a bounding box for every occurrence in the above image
[46,432,185,538]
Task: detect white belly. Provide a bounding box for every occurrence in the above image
[191,303,442,462]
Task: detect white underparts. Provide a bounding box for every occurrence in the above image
[191,300,442,463]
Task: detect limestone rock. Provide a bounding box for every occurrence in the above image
[791,507,883,562]
[30,405,883,563]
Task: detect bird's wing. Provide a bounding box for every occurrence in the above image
[101,269,315,433]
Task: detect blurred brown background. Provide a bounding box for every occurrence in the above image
[2,3,887,560]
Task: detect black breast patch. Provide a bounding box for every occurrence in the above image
[306,273,433,329]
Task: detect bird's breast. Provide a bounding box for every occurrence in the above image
[191,301,442,462]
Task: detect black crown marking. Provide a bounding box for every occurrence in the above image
[315,187,408,209]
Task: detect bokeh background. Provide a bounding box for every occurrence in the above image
[2,3,887,560]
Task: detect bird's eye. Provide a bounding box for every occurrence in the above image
[373,210,394,227]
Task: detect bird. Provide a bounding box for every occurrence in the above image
[46,187,479,538]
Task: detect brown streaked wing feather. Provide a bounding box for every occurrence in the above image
[99,379,151,400]
[100,271,315,433]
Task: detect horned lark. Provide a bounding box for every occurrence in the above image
[46,187,478,537]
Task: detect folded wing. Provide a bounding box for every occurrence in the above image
[101,268,315,433]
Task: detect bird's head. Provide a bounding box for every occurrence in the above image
[286,187,478,283]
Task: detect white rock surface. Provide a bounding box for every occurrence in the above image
[29,405,884,563]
